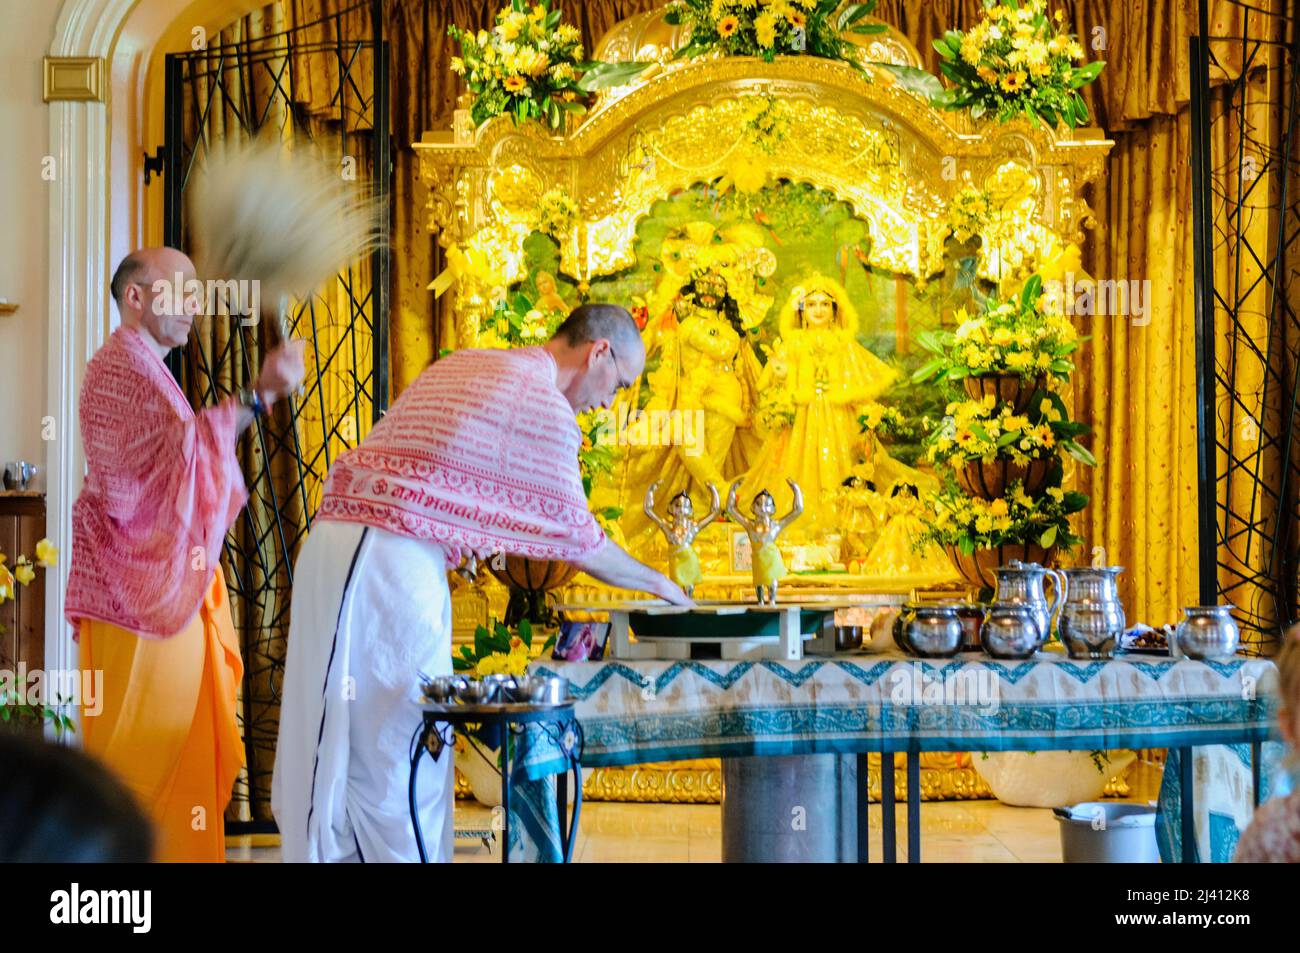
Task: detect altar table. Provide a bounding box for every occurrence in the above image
[501,652,1279,862]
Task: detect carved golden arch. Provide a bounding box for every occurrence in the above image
[416,52,1111,348]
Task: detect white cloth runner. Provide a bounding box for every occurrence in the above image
[272,519,453,862]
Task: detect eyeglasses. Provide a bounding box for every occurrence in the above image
[606,341,632,392]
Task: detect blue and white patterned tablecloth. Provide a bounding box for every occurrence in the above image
[505,652,1281,862]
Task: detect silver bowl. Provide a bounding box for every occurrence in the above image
[479,674,516,703]
[509,674,553,704]
[982,604,1043,659]
[536,675,570,705]
[898,606,963,658]
[424,674,467,703]
[454,680,496,704]
[1175,605,1240,661]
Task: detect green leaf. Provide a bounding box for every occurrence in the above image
[1062,491,1090,512]
[997,431,1019,447]
[911,357,948,383]
[970,100,986,120]
[577,61,652,92]
[932,37,957,59]
[474,625,492,660]
[1065,441,1097,467]
[838,3,874,30]
[452,657,474,672]
[1071,61,1105,87]
[958,537,976,556]
[518,617,533,648]
[1072,90,1090,124]
[1020,274,1042,309]
[1039,524,1058,548]
[672,40,711,60]
[542,633,558,653]
[851,22,887,34]
[873,64,944,100]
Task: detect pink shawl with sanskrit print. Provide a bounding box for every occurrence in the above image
[65,326,248,639]
[315,346,604,561]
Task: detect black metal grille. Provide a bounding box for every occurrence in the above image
[1191,0,1300,647]
[158,0,391,822]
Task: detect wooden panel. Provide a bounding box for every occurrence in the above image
[0,509,16,668]
[0,494,46,671]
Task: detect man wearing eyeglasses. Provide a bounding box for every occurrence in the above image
[66,246,305,862]
[274,302,692,863]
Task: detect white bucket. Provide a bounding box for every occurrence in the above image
[1054,802,1160,863]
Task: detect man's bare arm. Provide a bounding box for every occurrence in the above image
[571,538,695,607]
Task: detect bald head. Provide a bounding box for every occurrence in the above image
[545,302,645,413]
[110,247,200,354]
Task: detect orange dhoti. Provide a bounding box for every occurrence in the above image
[79,570,245,862]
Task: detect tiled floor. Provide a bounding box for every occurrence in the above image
[225,797,1083,863]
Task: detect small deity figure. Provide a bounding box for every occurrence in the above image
[726,478,804,605]
[858,482,958,585]
[533,271,570,315]
[644,481,721,598]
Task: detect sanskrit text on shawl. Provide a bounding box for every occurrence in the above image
[315,346,604,562]
[65,326,247,639]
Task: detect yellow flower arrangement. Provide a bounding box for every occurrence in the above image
[456,618,554,678]
[535,186,579,240]
[449,0,648,129]
[925,392,1094,469]
[946,185,992,244]
[933,0,1103,128]
[913,275,1081,385]
[665,0,885,66]
[919,481,1087,553]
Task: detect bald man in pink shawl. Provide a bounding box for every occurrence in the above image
[273,303,690,863]
[67,247,304,861]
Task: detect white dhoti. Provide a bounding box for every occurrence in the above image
[272,519,454,862]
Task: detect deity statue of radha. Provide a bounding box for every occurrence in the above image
[741,275,918,538]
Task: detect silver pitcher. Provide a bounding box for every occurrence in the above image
[1174,605,1240,661]
[981,603,1043,659]
[1058,566,1126,659]
[993,560,1067,648]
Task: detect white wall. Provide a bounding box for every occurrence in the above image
[0,0,60,471]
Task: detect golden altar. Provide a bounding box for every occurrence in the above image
[419,4,1114,803]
